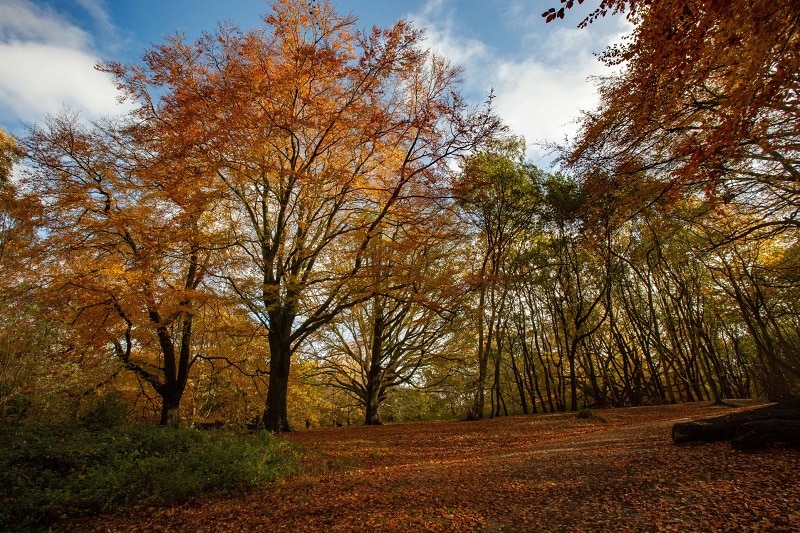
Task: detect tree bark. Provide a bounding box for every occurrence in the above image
[150,310,194,428]
[672,399,800,450]
[364,399,382,426]
[263,311,294,432]
[364,305,385,426]
[159,395,181,428]
[467,274,490,421]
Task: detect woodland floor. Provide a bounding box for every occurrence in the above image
[64,401,800,532]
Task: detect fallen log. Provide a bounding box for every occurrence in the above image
[672,399,800,450]
[732,420,800,451]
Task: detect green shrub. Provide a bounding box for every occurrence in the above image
[77,391,129,430]
[0,423,299,530]
[2,392,33,421]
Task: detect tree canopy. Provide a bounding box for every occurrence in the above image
[2,0,799,434]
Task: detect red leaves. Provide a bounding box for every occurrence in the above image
[67,402,800,532]
[541,8,565,23]
[542,0,585,22]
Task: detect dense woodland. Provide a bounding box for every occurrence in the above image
[0,0,798,432]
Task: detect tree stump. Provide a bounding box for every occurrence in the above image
[672,399,800,450]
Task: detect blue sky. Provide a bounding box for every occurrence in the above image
[0,0,629,165]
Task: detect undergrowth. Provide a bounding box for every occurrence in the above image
[0,420,298,530]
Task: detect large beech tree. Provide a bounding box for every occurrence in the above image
[107,0,500,431]
[22,113,224,427]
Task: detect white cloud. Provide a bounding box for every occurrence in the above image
[74,0,117,38]
[491,57,603,163]
[0,42,125,122]
[410,0,631,167]
[0,0,128,129]
[489,22,622,165]
[0,0,90,48]
[411,0,488,66]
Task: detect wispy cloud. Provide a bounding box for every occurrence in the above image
[0,0,128,131]
[410,0,488,67]
[409,0,630,166]
[74,0,118,39]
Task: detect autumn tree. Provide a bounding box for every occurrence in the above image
[558,0,800,237]
[694,208,800,400]
[307,208,467,425]
[548,0,800,409]
[0,128,50,420]
[106,0,500,431]
[0,129,35,270]
[21,112,226,427]
[453,137,542,420]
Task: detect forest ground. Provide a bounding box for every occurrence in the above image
[66,401,800,532]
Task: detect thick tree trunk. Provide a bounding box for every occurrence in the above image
[364,307,384,426]
[364,397,382,426]
[672,399,800,450]
[151,312,193,429]
[263,351,291,432]
[263,313,293,432]
[159,395,181,428]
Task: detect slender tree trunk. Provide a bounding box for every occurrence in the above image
[569,339,579,411]
[510,348,529,414]
[492,353,503,417]
[536,333,557,413]
[581,339,604,407]
[468,270,490,421]
[520,337,543,414]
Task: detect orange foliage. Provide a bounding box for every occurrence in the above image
[563,0,800,230]
[102,0,501,431]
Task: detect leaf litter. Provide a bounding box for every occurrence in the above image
[64,402,799,532]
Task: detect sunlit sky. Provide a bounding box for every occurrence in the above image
[0,0,630,166]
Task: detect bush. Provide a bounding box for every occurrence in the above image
[77,391,129,430]
[1,392,33,421]
[0,423,299,530]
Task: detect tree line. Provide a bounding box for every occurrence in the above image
[0,0,797,430]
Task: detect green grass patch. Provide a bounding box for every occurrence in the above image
[0,423,299,530]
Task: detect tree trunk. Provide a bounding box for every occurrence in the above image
[364,396,382,425]
[151,311,193,428]
[468,279,490,421]
[568,344,578,411]
[672,399,800,450]
[510,349,529,414]
[263,312,293,432]
[364,305,385,426]
[159,394,181,428]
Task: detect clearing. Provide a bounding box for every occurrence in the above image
[66,402,800,532]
